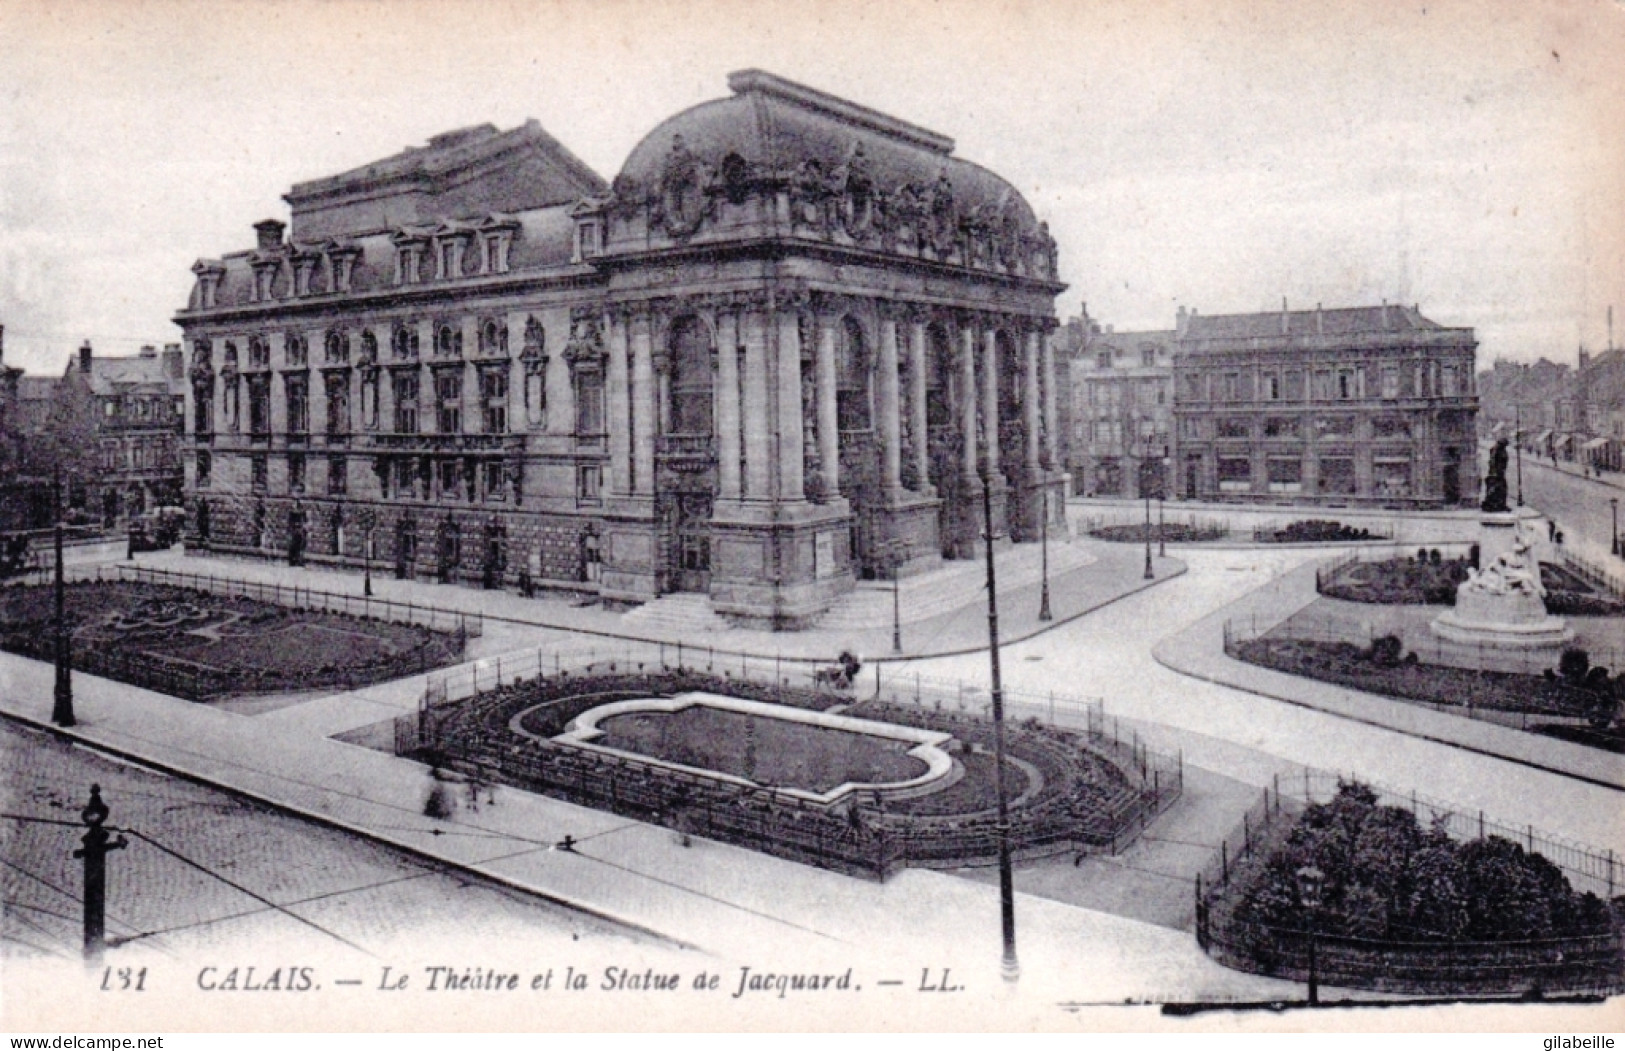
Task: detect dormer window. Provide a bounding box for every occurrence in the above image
[395,245,422,285]
[253,264,277,302]
[574,218,602,262]
[482,233,513,274]
[435,236,468,281]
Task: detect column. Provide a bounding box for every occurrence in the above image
[909,319,930,493]
[607,312,631,495]
[960,325,978,480]
[716,310,742,500]
[775,308,804,501]
[1023,328,1041,470]
[817,317,840,496]
[741,309,771,499]
[878,315,903,492]
[460,316,479,433]
[631,312,655,496]
[983,327,1000,474]
[1042,329,1060,470]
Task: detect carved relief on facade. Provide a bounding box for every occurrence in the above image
[520,315,548,427]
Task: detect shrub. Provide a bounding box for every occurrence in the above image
[1366,635,1405,667]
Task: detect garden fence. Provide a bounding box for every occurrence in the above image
[1557,548,1625,606]
[399,655,1183,876]
[1194,767,1624,995]
[84,563,484,638]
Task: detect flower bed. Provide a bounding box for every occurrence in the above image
[1256,519,1379,543]
[0,580,464,700]
[1320,555,1471,605]
[1200,782,1622,995]
[1088,521,1229,543]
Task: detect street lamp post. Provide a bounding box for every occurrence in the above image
[890,540,903,655]
[1037,486,1053,621]
[1296,864,1325,1007]
[362,509,376,598]
[980,464,1019,982]
[1141,449,1154,580]
[1611,497,1619,558]
[51,468,75,728]
[1158,452,1169,557]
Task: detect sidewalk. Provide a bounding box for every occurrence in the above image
[1151,558,1625,790]
[0,648,1298,1012]
[118,537,1185,662]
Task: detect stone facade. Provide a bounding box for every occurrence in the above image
[1065,320,1175,498]
[1170,303,1479,509]
[177,70,1067,627]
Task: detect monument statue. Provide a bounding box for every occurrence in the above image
[1481,437,1510,513]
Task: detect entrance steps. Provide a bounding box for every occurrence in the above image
[618,592,734,637]
[815,541,1097,630]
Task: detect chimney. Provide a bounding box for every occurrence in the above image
[253,219,287,251]
[139,344,157,358]
[78,340,93,373]
[1380,299,1390,329]
[1176,305,1188,337]
[162,343,183,380]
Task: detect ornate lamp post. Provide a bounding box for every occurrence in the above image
[1611,497,1619,558]
[1296,864,1325,1006]
[1037,485,1053,621]
[74,785,125,963]
[980,461,1019,983]
[51,467,75,728]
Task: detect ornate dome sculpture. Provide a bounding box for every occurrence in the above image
[606,70,1058,280]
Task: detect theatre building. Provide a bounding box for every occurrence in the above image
[177,70,1068,626]
[1170,303,1478,509]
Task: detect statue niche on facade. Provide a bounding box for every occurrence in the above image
[1481,437,1510,513]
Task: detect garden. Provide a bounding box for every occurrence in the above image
[1321,549,1625,617]
[1198,780,1622,995]
[1085,518,1230,543]
[1255,519,1383,544]
[0,580,466,701]
[403,667,1178,878]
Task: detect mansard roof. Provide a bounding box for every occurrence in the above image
[1176,304,1475,354]
[284,120,607,241]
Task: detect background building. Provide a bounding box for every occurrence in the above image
[178,70,1068,627]
[1170,302,1478,508]
[1064,315,1174,498]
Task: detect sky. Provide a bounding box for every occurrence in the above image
[1,0,1622,377]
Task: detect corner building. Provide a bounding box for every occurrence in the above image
[1170,303,1478,509]
[177,71,1068,626]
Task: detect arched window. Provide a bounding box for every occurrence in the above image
[325,329,349,364]
[436,323,461,358]
[392,323,418,360]
[480,318,508,357]
[836,317,871,431]
[667,316,713,435]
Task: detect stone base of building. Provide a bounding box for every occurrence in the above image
[706,498,858,629]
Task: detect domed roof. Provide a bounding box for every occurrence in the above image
[615,70,1040,233]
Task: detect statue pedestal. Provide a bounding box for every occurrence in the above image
[1432,509,1571,658]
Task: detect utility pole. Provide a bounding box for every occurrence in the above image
[73,785,126,964]
[52,467,75,727]
[980,463,1019,983]
[1037,486,1053,621]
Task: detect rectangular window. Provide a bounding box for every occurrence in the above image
[575,370,605,435]
[436,370,463,434]
[393,372,419,433]
[483,460,505,500]
[1223,373,1240,402]
[1381,366,1399,399]
[1336,370,1354,399]
[1217,417,1250,439]
[1374,459,1412,498]
[394,458,416,498]
[1179,416,1204,440]
[1319,457,1357,495]
[1097,352,1112,369]
[1264,373,1280,400]
[251,455,268,493]
[286,376,308,435]
[326,375,350,435]
[1141,347,1156,367]
[439,459,460,500]
[577,464,603,505]
[249,378,270,438]
[1263,417,1299,439]
[1266,457,1303,493]
[575,220,601,261]
[1217,456,1252,492]
[327,455,346,496]
[480,367,508,434]
[288,453,305,494]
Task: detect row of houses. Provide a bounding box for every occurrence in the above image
[1476,347,1625,474]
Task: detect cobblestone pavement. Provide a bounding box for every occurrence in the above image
[1,719,670,966]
